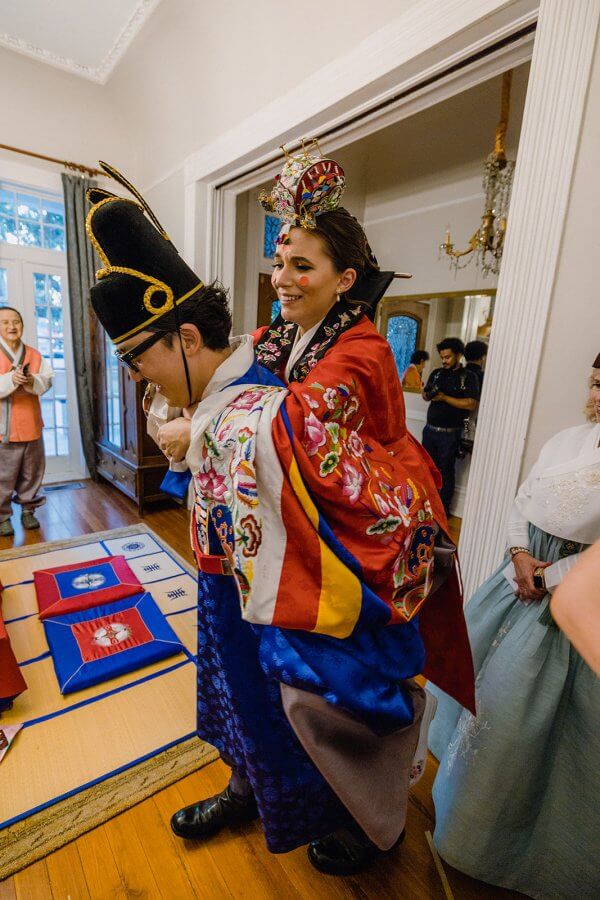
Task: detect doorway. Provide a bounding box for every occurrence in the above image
[0,187,85,484]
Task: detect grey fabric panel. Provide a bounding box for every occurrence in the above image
[280,681,425,850]
[61,174,99,479]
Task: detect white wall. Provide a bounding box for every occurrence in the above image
[0,46,134,177]
[144,167,186,253]
[106,0,420,190]
[521,27,600,476]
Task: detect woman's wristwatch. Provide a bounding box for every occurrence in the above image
[509,546,530,559]
[532,566,547,590]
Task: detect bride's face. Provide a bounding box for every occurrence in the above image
[271,228,355,334]
[590,370,600,422]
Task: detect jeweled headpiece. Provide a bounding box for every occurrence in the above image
[259,140,345,232]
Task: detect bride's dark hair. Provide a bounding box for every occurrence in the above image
[311,207,380,280]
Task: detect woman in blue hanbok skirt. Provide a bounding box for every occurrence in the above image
[428,366,600,899]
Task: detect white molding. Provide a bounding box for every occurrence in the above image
[458,0,600,598]
[0,0,161,85]
[184,0,536,187]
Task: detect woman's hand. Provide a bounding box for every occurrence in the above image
[157,417,192,463]
[513,553,550,603]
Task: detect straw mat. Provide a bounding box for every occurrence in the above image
[0,525,217,880]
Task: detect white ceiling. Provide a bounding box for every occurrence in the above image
[0,0,162,83]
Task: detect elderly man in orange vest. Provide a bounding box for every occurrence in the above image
[0,307,53,537]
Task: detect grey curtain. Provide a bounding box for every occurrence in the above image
[62,173,98,479]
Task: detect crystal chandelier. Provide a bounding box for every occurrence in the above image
[439,71,515,277]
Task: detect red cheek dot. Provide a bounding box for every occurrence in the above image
[298,276,309,287]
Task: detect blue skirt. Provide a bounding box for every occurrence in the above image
[196,568,353,853]
[428,526,599,899]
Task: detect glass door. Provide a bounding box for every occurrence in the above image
[1,181,85,482]
[21,261,84,481]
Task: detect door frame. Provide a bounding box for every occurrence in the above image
[181,0,600,597]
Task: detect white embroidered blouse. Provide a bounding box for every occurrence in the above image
[507,423,600,547]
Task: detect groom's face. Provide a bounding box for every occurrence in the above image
[117,330,194,407]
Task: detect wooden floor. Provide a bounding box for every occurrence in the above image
[0,480,520,900]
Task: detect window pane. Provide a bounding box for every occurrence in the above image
[0,268,7,305]
[36,313,50,339]
[263,214,280,259]
[42,198,64,227]
[386,315,419,376]
[0,189,14,216]
[0,215,18,244]
[38,337,51,357]
[56,428,70,456]
[34,272,47,303]
[50,305,63,336]
[49,275,62,304]
[31,266,70,463]
[17,219,42,247]
[105,337,122,446]
[43,428,57,457]
[55,399,68,427]
[43,226,66,252]
[53,369,67,398]
[41,398,55,428]
[17,194,41,221]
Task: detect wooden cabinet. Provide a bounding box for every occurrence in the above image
[93,327,170,514]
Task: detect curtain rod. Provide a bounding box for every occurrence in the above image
[0,143,106,178]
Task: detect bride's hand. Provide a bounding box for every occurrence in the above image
[157,417,192,463]
[513,553,550,603]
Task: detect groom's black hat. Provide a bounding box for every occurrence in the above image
[86,162,204,345]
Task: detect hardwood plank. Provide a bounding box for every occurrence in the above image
[0,878,17,900]
[12,859,52,900]
[152,783,233,900]
[124,796,200,898]
[103,808,162,898]
[75,825,125,898]
[176,762,300,900]
[45,841,91,900]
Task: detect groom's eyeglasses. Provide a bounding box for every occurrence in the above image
[114,331,165,373]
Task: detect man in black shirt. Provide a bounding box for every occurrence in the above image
[422,337,480,514]
[464,340,488,392]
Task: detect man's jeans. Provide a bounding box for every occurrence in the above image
[421,425,461,514]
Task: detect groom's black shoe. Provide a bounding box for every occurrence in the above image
[308,825,405,876]
[170,785,258,839]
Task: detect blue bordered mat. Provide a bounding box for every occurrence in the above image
[44,592,186,694]
[0,525,203,837]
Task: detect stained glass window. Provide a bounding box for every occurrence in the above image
[0,184,65,252]
[263,214,280,259]
[386,315,418,376]
[34,272,69,457]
